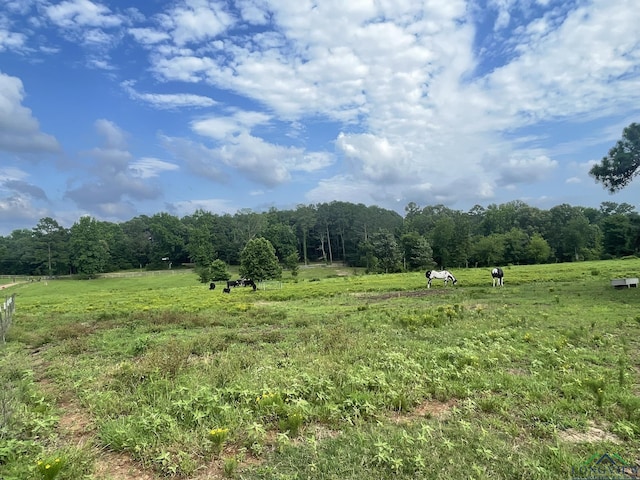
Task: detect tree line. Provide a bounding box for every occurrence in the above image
[0,200,639,278]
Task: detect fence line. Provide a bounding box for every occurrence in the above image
[98,269,194,279]
[1,293,15,344]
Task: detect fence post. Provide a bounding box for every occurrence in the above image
[1,294,15,344]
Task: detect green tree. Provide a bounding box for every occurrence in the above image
[196,259,231,284]
[101,222,132,271]
[148,213,187,268]
[368,230,402,273]
[503,228,529,264]
[400,232,434,271]
[283,252,300,277]
[294,204,316,265]
[527,233,552,264]
[430,216,454,268]
[184,210,217,265]
[0,229,34,275]
[121,215,152,269]
[69,216,110,277]
[239,237,282,281]
[470,234,505,267]
[32,217,69,276]
[263,223,297,261]
[590,122,640,192]
[601,214,631,257]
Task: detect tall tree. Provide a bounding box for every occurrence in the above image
[69,216,110,277]
[184,209,217,265]
[239,237,282,281]
[590,123,640,192]
[294,205,316,265]
[263,223,297,261]
[470,234,505,267]
[234,209,266,246]
[369,230,402,273]
[400,232,434,271]
[121,215,152,269]
[601,214,631,257]
[32,217,69,276]
[527,233,552,264]
[148,213,187,268]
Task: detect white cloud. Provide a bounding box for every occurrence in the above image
[94,119,128,150]
[128,27,171,45]
[164,0,234,46]
[189,111,334,186]
[65,121,177,216]
[493,154,558,186]
[0,71,60,154]
[45,0,123,29]
[160,135,228,183]
[0,167,49,227]
[130,158,179,179]
[168,198,237,217]
[0,28,27,51]
[121,80,217,109]
[4,0,640,225]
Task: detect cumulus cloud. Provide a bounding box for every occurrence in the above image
[4,0,640,225]
[44,0,123,29]
[0,167,50,228]
[492,154,558,186]
[160,135,228,183]
[0,28,27,51]
[0,71,60,155]
[161,0,234,46]
[64,120,179,218]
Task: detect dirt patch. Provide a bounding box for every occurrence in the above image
[390,398,457,424]
[558,422,622,444]
[92,451,157,480]
[31,349,157,480]
[354,289,451,302]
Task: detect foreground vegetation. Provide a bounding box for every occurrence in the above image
[1,260,640,479]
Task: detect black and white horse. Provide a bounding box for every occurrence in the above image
[491,268,504,287]
[426,270,457,288]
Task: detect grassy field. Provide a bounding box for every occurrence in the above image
[1,260,640,479]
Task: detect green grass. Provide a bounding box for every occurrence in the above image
[1,260,639,479]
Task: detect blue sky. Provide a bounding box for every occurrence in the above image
[1,0,640,235]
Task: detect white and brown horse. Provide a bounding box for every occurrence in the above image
[426,270,457,288]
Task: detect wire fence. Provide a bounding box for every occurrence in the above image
[1,293,15,344]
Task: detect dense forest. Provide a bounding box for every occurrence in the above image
[1,200,639,277]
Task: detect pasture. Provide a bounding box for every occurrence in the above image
[1,260,640,479]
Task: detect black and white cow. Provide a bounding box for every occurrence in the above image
[491,267,504,287]
[227,278,257,291]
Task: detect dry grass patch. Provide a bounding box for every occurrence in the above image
[558,421,622,444]
[390,398,457,424]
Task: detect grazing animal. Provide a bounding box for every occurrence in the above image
[491,268,504,287]
[209,282,216,290]
[227,278,257,291]
[223,287,231,294]
[243,278,257,291]
[426,270,457,288]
